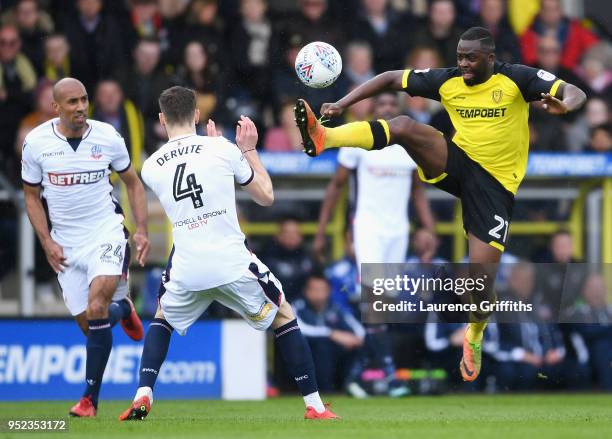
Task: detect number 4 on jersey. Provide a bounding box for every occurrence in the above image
[173,163,204,209]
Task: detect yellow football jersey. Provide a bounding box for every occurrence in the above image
[402,63,564,194]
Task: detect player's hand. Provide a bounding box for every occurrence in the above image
[132,230,150,267]
[235,115,258,153]
[206,119,223,137]
[42,238,68,273]
[321,102,344,118]
[540,93,568,115]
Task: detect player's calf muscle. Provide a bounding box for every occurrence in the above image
[272,301,295,329]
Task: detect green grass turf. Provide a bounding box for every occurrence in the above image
[1,395,611,439]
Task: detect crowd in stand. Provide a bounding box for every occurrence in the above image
[1,0,611,394]
[1,0,611,184]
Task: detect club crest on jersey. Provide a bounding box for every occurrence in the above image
[90,145,102,159]
[492,89,503,103]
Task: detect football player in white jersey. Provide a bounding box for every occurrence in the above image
[21,78,150,417]
[313,92,435,397]
[119,86,338,420]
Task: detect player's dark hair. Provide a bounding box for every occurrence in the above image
[158,86,196,126]
[460,27,496,53]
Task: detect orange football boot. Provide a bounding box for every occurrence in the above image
[69,396,96,417]
[304,403,340,420]
[118,396,151,421]
[294,99,326,157]
[120,297,144,341]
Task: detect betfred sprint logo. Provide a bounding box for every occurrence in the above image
[48,169,106,186]
[0,320,221,400]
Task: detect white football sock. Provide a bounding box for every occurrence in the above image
[135,386,153,404]
[303,391,325,413]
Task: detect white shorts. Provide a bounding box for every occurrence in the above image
[159,254,285,336]
[353,224,409,268]
[58,229,129,316]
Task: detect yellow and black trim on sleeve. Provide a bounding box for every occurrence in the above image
[549,79,564,98]
[401,69,411,90]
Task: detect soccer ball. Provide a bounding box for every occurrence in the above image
[295,42,342,89]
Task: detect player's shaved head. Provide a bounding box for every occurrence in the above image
[53,77,86,102]
[459,27,495,53]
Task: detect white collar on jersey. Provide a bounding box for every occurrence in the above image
[51,117,92,141]
[168,132,197,142]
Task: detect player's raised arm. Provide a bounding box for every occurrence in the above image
[118,167,150,266]
[321,70,405,117]
[236,116,274,206]
[541,82,587,115]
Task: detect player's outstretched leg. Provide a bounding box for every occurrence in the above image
[294,98,447,179]
[273,301,339,419]
[70,276,118,417]
[119,314,173,421]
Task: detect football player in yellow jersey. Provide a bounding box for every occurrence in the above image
[294,27,586,382]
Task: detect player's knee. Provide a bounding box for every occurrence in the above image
[388,115,416,141]
[271,301,295,329]
[86,300,107,319]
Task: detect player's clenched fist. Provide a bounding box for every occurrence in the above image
[236,115,258,153]
[42,238,68,273]
[320,102,344,118]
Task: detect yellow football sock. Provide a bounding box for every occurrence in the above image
[466,321,488,344]
[324,120,390,150]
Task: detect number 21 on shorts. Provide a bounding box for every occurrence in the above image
[489,214,509,243]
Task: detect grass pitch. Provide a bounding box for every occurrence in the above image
[1,394,611,439]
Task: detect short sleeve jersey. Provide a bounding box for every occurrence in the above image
[338,145,417,233]
[402,62,565,194]
[21,118,130,247]
[141,134,255,291]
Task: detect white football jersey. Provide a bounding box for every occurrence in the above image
[141,134,254,291]
[338,145,417,234]
[21,118,131,248]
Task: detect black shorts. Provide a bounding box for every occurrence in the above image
[418,140,515,251]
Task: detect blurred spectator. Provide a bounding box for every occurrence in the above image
[586,123,612,153]
[175,40,222,123]
[565,273,612,390]
[260,216,313,301]
[263,100,303,152]
[178,0,225,75]
[130,0,164,40]
[280,0,346,52]
[2,0,54,75]
[349,0,412,72]
[403,46,445,126]
[91,79,145,170]
[520,0,599,71]
[293,272,365,391]
[60,0,128,93]
[566,97,610,151]
[325,229,359,314]
[493,262,566,391]
[474,0,521,63]
[412,0,464,67]
[229,0,272,103]
[114,38,173,154]
[535,230,586,318]
[42,33,69,81]
[573,43,612,104]
[0,24,35,179]
[407,228,445,264]
[424,316,466,386]
[343,41,375,89]
[344,93,373,122]
[15,79,55,156]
